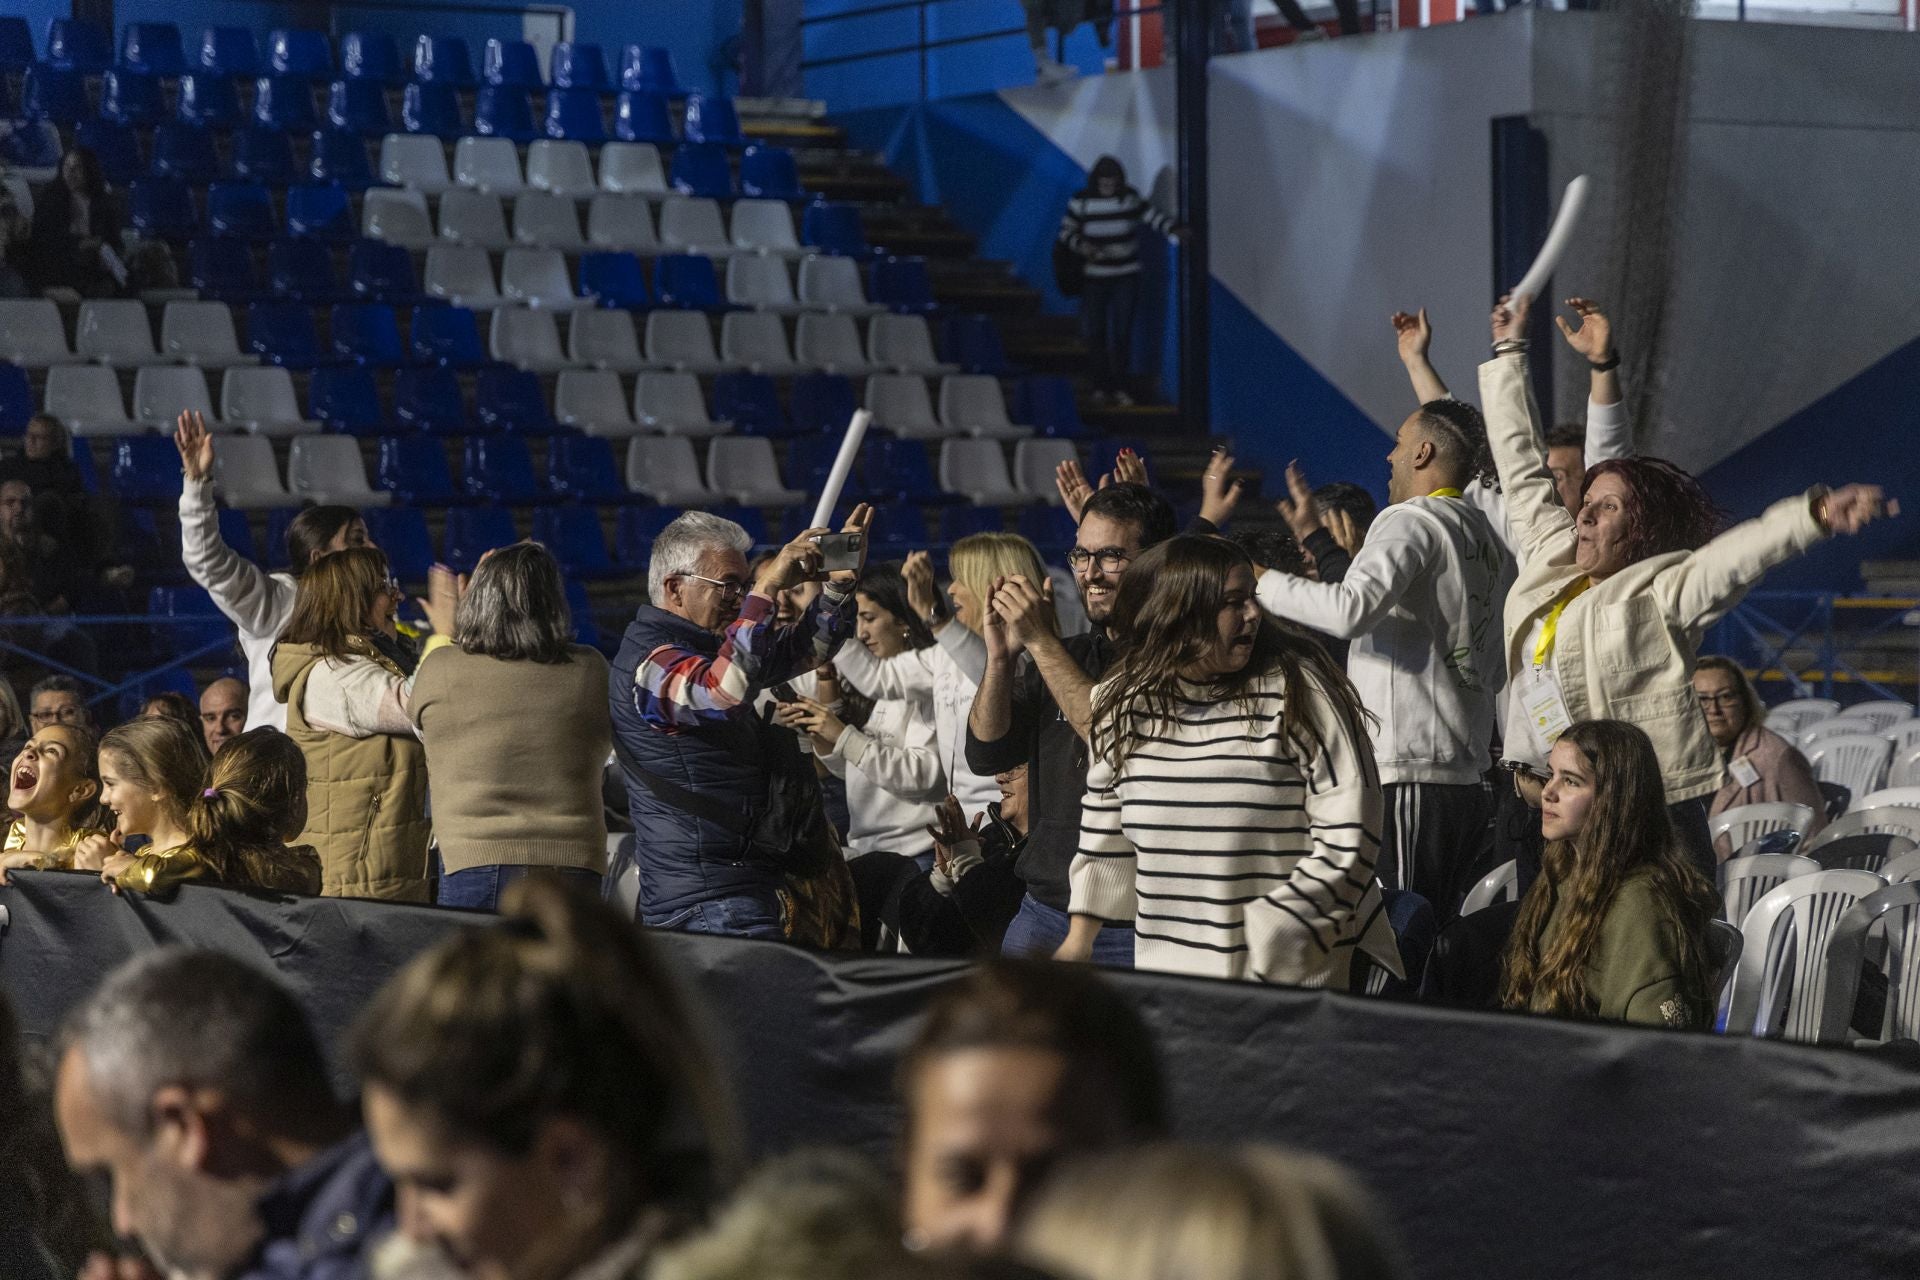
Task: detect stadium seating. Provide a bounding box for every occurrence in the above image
[310,128,376,189]
[653,256,723,309]
[0,18,34,73]
[269,29,332,77]
[230,125,298,185]
[721,313,803,374]
[308,366,384,434]
[585,194,660,252]
[178,72,241,128]
[554,369,642,436]
[646,311,735,374]
[635,372,730,436]
[77,300,167,367]
[213,436,297,508]
[577,253,653,309]
[620,44,681,95]
[566,309,649,370]
[741,146,806,201]
[253,74,320,133]
[361,507,435,581]
[727,256,803,312]
[152,121,221,184]
[615,91,674,145]
[402,82,464,138]
[670,143,734,200]
[0,300,80,367]
[45,365,133,436]
[329,303,408,367]
[350,239,421,301]
[443,506,521,571]
[411,35,474,86]
[207,182,276,240]
[290,435,389,505]
[599,143,668,196]
[659,197,733,257]
[684,94,745,146]
[410,304,491,367]
[160,301,256,368]
[461,435,544,503]
[362,187,436,247]
[474,85,537,141]
[246,299,329,367]
[483,38,543,88]
[546,87,608,143]
[341,30,401,84]
[285,183,356,240]
[102,69,164,126]
[712,372,792,436]
[221,366,319,436]
[393,366,470,434]
[47,19,111,73]
[534,507,617,578]
[528,140,598,197]
[379,135,453,194]
[453,136,525,192]
[199,27,261,77]
[546,436,628,502]
[625,437,719,505]
[439,189,513,249]
[514,192,586,250]
[474,367,555,434]
[120,22,184,75]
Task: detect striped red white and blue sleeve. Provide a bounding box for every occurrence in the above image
[633,586,852,731]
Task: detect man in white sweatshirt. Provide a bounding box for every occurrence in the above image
[1258,399,1513,919]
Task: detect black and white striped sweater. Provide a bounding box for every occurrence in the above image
[1058,187,1174,279]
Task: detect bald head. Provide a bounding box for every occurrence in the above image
[199,678,247,755]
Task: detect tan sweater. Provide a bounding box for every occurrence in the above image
[409,644,614,875]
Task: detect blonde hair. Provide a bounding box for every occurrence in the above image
[1018,1143,1406,1280]
[947,533,1056,637]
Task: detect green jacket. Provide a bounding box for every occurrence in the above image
[1532,868,1707,1029]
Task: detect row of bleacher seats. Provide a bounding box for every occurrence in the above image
[0,20,682,95]
[1759,698,1920,799]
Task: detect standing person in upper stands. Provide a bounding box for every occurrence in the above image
[1258,400,1512,919]
[613,507,872,940]
[198,675,248,755]
[1058,157,1176,406]
[1058,535,1400,987]
[175,409,377,733]
[1694,656,1828,856]
[1022,0,1085,85]
[1482,291,1897,876]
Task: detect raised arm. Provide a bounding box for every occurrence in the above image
[176,411,286,635]
[1554,297,1631,461]
[1392,309,1450,404]
[1256,503,1436,638]
[1478,295,1576,569]
[994,574,1094,742]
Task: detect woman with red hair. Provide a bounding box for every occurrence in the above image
[1479,293,1896,874]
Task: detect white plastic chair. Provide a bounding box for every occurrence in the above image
[161,301,257,368]
[1764,697,1840,738]
[437,189,513,249]
[43,364,132,436]
[1858,787,1920,818]
[379,133,454,194]
[77,300,166,366]
[725,255,802,313]
[706,437,806,506]
[1842,700,1915,734]
[526,139,597,197]
[869,314,957,376]
[625,437,720,504]
[585,194,659,252]
[644,311,734,373]
[1717,852,1820,927]
[501,248,591,309]
[1460,860,1519,917]
[0,300,79,366]
[511,191,586,250]
[1892,745,1920,790]
[1710,802,1815,861]
[1708,918,1744,1008]
[1798,716,1877,751]
[795,314,878,375]
[555,369,644,437]
[212,435,296,509]
[797,254,882,314]
[1725,868,1886,1041]
[1805,806,1920,853]
[657,197,733,256]
[488,307,570,371]
[361,187,435,248]
[634,372,730,437]
[865,374,949,440]
[1808,735,1893,803]
[453,136,525,193]
[132,367,216,428]
[719,312,800,374]
[940,374,1033,440]
[1881,848,1920,884]
[423,245,503,309]
[1011,439,1078,504]
[221,367,319,436]
[730,198,803,256]
[567,310,650,372]
[287,435,390,506]
[940,439,1029,505]
[598,142,667,196]
[1886,719,1920,755]
[1819,880,1920,1043]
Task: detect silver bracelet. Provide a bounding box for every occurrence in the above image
[1492,338,1529,356]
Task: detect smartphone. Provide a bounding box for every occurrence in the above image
[770,681,801,704]
[811,531,864,574]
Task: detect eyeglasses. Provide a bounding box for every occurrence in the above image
[30,706,86,726]
[1066,546,1134,575]
[681,572,750,599]
[1696,692,1743,710]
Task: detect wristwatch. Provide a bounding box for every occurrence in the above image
[1589,351,1621,373]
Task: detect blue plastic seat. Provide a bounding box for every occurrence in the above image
[871,254,938,315]
[460,435,542,502]
[376,435,458,503]
[112,438,184,504]
[616,506,682,570]
[442,506,520,571]
[482,38,542,88]
[0,122,58,170]
[187,236,261,300]
[151,121,221,183]
[785,374,850,437]
[129,176,198,237]
[781,435,841,493]
[175,71,240,127]
[101,69,164,126]
[620,45,680,95]
[207,181,276,239]
[868,505,930,554]
[533,507,616,577]
[228,125,297,185]
[309,128,374,189]
[546,436,625,502]
[0,77,14,122]
[802,200,867,257]
[285,183,354,241]
[1020,505,1078,555]
[577,252,651,309]
[46,19,109,73]
[270,235,349,302]
[549,42,608,89]
[214,508,259,562]
[613,90,673,145]
[198,26,260,77]
[23,64,86,125]
[1016,375,1091,439]
[740,145,803,201]
[544,87,606,143]
[393,366,469,434]
[0,364,35,433]
[341,31,401,84]
[253,74,319,132]
[683,93,744,146]
[943,313,1013,376]
[359,507,433,581]
[410,35,474,87]
[244,300,328,368]
[348,239,418,300]
[569,578,605,647]
[401,81,462,138]
[473,85,536,142]
[269,29,333,78]
[327,79,391,136]
[711,373,789,438]
[75,119,143,185]
[148,586,231,659]
[409,305,489,368]
[120,23,184,76]
[942,506,1005,542]
[474,367,554,435]
[0,18,34,73]
[653,255,722,310]
[328,302,406,366]
[309,366,383,434]
[867,438,947,504]
[669,143,734,200]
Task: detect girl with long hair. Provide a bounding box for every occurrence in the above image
[1057,535,1401,988]
[1500,719,1719,1028]
[0,723,106,874]
[180,728,322,895]
[85,716,207,891]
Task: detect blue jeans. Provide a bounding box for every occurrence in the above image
[1001,893,1135,968]
[642,889,788,941]
[437,865,604,912]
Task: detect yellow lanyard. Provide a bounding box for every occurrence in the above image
[1427,487,1464,498]
[1533,577,1592,669]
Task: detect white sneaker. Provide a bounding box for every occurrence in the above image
[1035,58,1077,86]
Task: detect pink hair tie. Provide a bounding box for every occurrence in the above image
[202,788,219,799]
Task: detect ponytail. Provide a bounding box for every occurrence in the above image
[185,729,309,885]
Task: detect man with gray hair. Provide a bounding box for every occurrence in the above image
[610,505,873,938]
[53,948,392,1280]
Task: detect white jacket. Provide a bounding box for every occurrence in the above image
[1258,494,1513,786]
[1481,353,1828,802]
[179,476,294,731]
[820,689,944,858]
[834,628,998,812]
[1465,397,1632,557]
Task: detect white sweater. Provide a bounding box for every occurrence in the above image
[179,476,294,731]
[820,689,944,859]
[834,628,998,812]
[1257,495,1513,786]
[1069,669,1402,989]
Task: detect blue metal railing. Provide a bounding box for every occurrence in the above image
[1707,592,1920,701]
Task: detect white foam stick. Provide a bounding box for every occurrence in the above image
[1509,174,1590,303]
[810,408,872,529]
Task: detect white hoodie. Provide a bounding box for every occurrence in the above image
[178,476,294,731]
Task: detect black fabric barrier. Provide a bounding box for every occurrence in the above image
[5,871,1920,1278]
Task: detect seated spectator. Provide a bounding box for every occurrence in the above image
[25,148,124,298]
[160,726,322,896]
[2,987,106,1280]
[1019,1143,1405,1280]
[272,547,430,901]
[1500,720,1719,1029]
[1695,656,1828,856]
[54,948,390,1280]
[893,769,1031,957]
[652,1149,906,1280]
[86,716,209,892]
[0,416,88,507]
[0,724,107,874]
[198,675,247,755]
[0,199,27,299]
[900,960,1165,1253]
[139,690,197,725]
[354,877,740,1278]
[411,545,613,911]
[28,675,91,734]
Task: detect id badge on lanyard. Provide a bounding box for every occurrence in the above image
[1523,667,1573,745]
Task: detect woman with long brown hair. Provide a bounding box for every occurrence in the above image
[1500,719,1719,1029]
[1056,534,1400,988]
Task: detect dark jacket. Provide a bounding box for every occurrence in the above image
[233,1131,392,1280]
[895,808,1028,956]
[25,184,121,293]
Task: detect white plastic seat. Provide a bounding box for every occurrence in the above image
[555,369,644,437]
[361,187,435,248]
[437,189,513,249]
[453,136,525,193]
[940,438,1033,505]
[634,372,729,438]
[706,437,806,506]
[1717,852,1821,927]
[212,435,296,509]
[77,300,167,366]
[220,366,319,436]
[0,300,80,366]
[729,198,803,256]
[719,312,801,373]
[132,366,216,428]
[1710,802,1816,861]
[658,197,733,257]
[526,139,597,198]
[1808,735,1893,803]
[940,374,1032,440]
[625,437,720,505]
[501,248,591,310]
[1846,798,1920,843]
[1460,860,1519,917]
[379,133,454,194]
[1765,698,1841,739]
[161,301,257,368]
[287,435,390,506]
[644,311,735,374]
[1883,848,1920,884]
[512,191,586,250]
[1725,868,1887,1041]
[488,307,570,371]
[1895,745,1920,790]
[865,374,950,440]
[1842,700,1915,734]
[725,255,803,313]
[870,314,958,376]
[795,314,879,375]
[1887,720,1920,756]
[797,254,883,314]
[1819,880,1920,1043]
[423,245,503,309]
[598,142,667,196]
[43,364,132,436]
[566,310,651,372]
[1800,716,1881,751]
[1012,439,1079,504]
[585,194,660,252]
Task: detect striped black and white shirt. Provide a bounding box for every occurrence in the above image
[1069,669,1401,989]
[1059,187,1175,279]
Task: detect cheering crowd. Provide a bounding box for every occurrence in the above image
[0,290,1898,1280]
